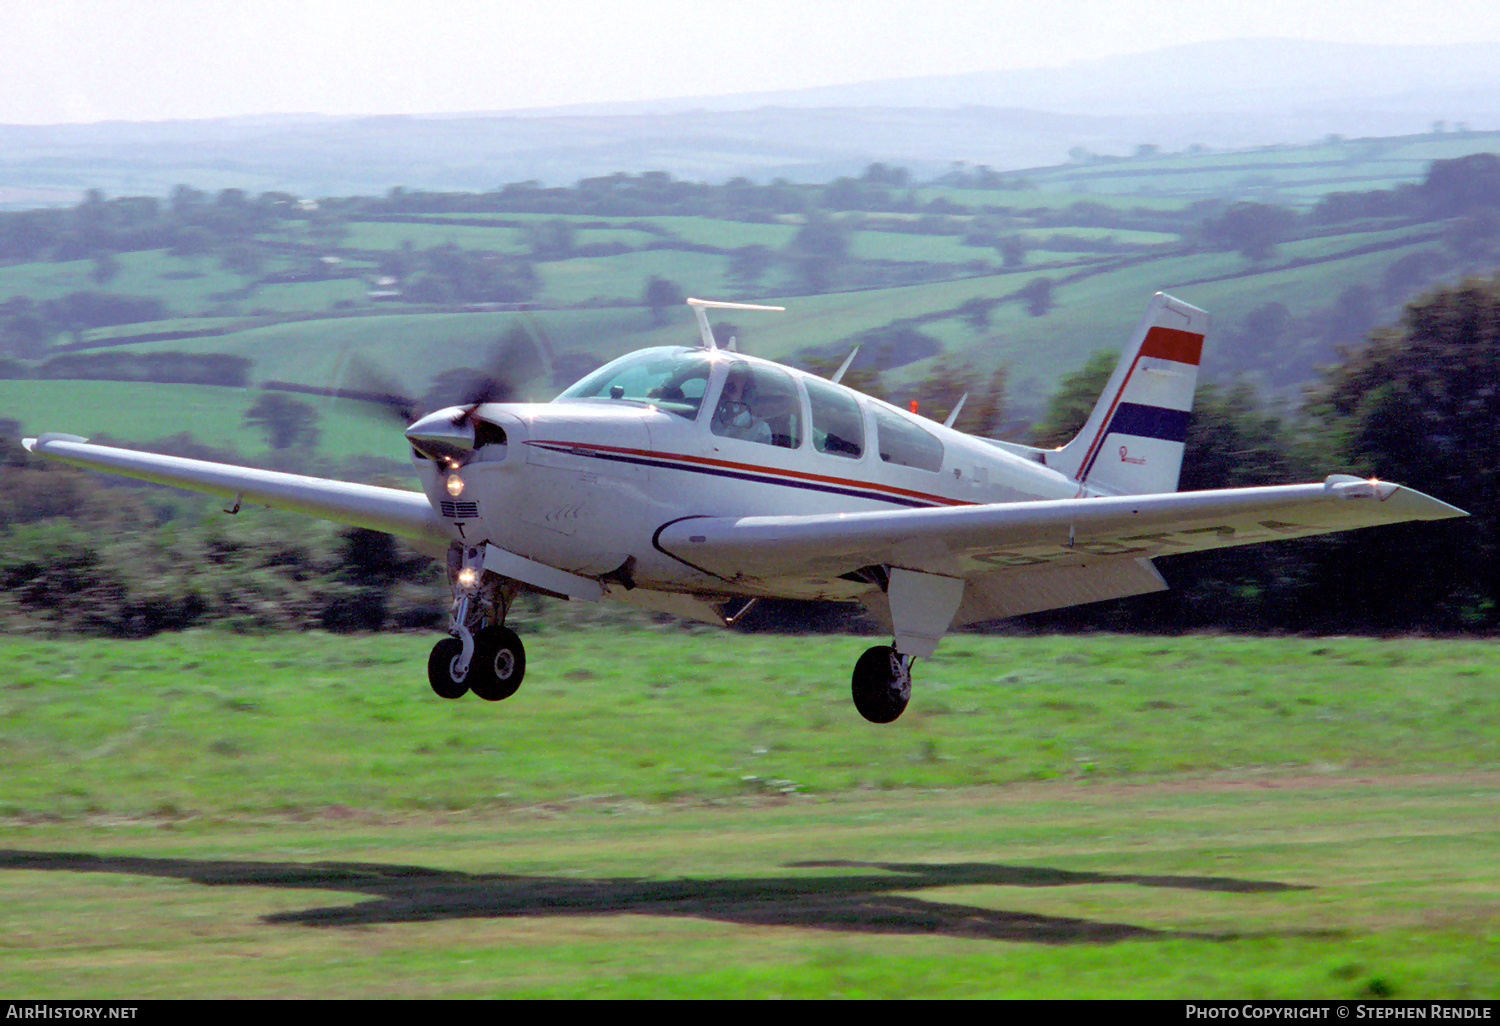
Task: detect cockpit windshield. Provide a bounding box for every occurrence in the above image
[555,348,713,420]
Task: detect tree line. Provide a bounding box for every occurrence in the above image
[4,155,1496,273]
[0,350,249,387]
[1021,272,1500,633]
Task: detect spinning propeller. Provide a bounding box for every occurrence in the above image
[325,317,556,464]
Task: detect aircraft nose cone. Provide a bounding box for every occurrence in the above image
[406,407,475,465]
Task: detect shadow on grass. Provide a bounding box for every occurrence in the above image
[0,849,1308,943]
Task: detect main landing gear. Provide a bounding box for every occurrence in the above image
[847,567,963,723]
[427,545,527,702]
[851,644,913,724]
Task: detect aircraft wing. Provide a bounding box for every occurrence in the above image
[655,476,1466,592]
[22,434,449,550]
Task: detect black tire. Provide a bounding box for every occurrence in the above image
[427,637,469,699]
[851,644,910,723]
[469,625,525,701]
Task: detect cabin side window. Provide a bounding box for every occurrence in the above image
[710,363,803,448]
[805,377,864,459]
[873,405,945,472]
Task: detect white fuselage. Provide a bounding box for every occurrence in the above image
[411,348,1086,602]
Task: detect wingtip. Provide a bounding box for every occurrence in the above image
[25,432,89,451]
[1427,496,1469,520]
[1324,475,1467,519]
[1386,483,1468,520]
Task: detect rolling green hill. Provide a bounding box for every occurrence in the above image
[2,131,1497,459]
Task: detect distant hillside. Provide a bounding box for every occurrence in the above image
[4,140,1500,466]
[627,38,1498,119]
[2,38,1496,205]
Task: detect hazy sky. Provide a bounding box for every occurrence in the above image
[5,0,1499,124]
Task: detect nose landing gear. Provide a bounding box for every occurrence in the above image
[469,625,525,701]
[427,545,527,702]
[427,637,472,699]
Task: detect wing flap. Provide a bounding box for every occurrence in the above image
[960,558,1169,623]
[861,558,1169,630]
[24,434,449,547]
[656,476,1466,583]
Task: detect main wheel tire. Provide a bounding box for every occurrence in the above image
[427,637,469,699]
[851,644,910,723]
[469,625,526,701]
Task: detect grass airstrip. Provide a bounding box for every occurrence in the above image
[1,627,1497,998]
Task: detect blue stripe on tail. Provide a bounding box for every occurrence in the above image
[1107,402,1191,444]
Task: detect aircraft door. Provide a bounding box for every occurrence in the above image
[708,363,803,451]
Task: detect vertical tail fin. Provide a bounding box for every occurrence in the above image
[1053,292,1208,496]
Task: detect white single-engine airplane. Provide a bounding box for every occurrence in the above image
[23,294,1465,722]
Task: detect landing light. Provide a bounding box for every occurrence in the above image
[456,568,478,587]
[445,474,465,497]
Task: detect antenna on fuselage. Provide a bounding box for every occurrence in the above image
[830,345,860,384]
[685,297,785,351]
[944,393,968,428]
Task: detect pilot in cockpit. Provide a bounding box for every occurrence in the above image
[711,366,772,444]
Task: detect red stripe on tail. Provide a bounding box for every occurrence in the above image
[1140,326,1203,366]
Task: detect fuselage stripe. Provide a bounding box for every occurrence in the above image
[526,440,974,509]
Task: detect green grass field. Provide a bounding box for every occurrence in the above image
[1,629,1496,997]
[1012,131,1500,207]
[339,219,528,253]
[537,249,732,305]
[0,379,416,462]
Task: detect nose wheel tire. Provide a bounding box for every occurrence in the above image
[470,625,526,701]
[851,644,911,723]
[427,637,470,699]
